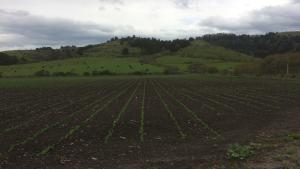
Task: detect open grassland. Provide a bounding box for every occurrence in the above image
[156,41,256,72]
[176,41,254,62]
[156,55,244,72]
[0,57,163,77]
[1,75,300,168]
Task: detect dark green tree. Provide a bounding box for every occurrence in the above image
[0,52,18,65]
[122,47,129,55]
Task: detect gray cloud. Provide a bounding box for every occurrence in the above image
[0,9,133,50]
[200,1,300,34]
[1,0,299,50]
[98,0,124,10]
[99,0,123,4]
[173,0,191,8]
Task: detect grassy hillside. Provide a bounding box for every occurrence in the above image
[83,40,141,57]
[0,57,163,77]
[4,50,37,62]
[156,40,256,72]
[278,31,300,37]
[3,40,141,62]
[3,47,80,63]
[156,55,243,72]
[0,40,257,77]
[177,40,254,61]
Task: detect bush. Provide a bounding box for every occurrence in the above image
[221,69,229,75]
[188,63,205,73]
[188,64,219,74]
[122,47,129,55]
[0,52,18,65]
[52,72,65,76]
[287,133,300,141]
[130,71,149,75]
[164,66,180,74]
[65,72,78,76]
[233,63,262,75]
[52,72,78,76]
[92,70,115,76]
[227,144,255,160]
[207,66,219,74]
[83,72,91,76]
[19,57,28,63]
[259,53,300,75]
[34,70,50,77]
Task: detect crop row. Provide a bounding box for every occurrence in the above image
[0,80,103,127]
[104,81,141,143]
[38,80,138,155]
[6,80,135,154]
[151,80,187,139]
[154,80,222,138]
[0,80,126,137]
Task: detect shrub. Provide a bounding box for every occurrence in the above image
[122,47,130,55]
[130,71,149,75]
[52,72,65,76]
[227,144,255,160]
[19,57,28,63]
[101,70,115,75]
[233,63,261,75]
[83,72,91,76]
[287,133,300,141]
[92,70,115,76]
[164,66,180,74]
[188,63,219,74]
[207,66,219,74]
[64,72,78,76]
[188,63,205,73]
[0,52,18,65]
[258,53,300,75]
[34,70,50,77]
[221,69,229,75]
[52,72,78,76]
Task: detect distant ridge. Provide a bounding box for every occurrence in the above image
[278,31,300,36]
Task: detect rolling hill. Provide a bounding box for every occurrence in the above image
[156,40,256,72]
[0,39,256,77]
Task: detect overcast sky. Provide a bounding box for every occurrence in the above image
[1,0,300,51]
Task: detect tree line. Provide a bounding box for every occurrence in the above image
[0,52,18,65]
[200,32,300,58]
[117,36,191,55]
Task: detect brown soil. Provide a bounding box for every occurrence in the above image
[0,77,300,169]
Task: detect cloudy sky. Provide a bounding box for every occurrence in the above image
[1,0,300,51]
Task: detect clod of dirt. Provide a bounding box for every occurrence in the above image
[129,120,138,124]
[120,136,127,140]
[91,157,98,161]
[59,157,71,165]
[155,136,162,140]
[128,145,141,149]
